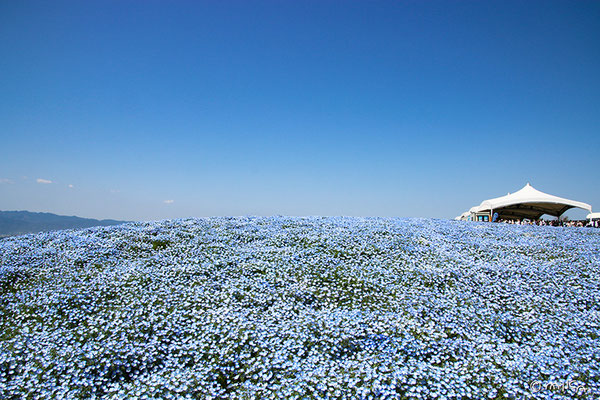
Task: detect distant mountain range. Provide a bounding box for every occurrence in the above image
[0,210,128,237]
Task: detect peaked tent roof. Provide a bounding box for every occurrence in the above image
[472,183,592,219]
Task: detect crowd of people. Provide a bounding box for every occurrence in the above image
[497,219,600,228]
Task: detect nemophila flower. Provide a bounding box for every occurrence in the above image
[1,217,599,398]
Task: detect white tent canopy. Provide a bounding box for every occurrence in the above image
[588,212,600,220]
[458,183,592,221]
[454,211,470,221]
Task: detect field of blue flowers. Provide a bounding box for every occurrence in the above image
[1,217,599,399]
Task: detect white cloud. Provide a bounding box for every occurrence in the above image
[0,178,14,184]
[68,184,74,188]
[36,178,52,184]
[164,199,174,204]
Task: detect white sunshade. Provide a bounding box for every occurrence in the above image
[471,183,592,219]
[588,212,600,220]
[455,211,470,220]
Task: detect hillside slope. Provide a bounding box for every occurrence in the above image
[1,217,599,399]
[0,210,126,237]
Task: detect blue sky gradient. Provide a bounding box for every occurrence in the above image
[1,1,599,220]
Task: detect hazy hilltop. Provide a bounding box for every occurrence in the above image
[0,210,127,237]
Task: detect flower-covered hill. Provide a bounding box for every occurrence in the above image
[1,217,599,399]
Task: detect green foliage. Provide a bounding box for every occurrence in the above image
[151,239,170,250]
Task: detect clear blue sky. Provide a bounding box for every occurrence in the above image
[1,1,599,221]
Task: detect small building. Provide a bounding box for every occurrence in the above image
[588,212,600,221]
[456,183,592,222]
